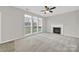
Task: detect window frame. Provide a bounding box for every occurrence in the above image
[24,15,32,35]
[38,18,43,32]
[24,14,43,36]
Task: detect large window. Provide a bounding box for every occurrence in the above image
[38,18,42,32]
[32,16,38,33]
[24,15,31,34]
[24,14,42,35]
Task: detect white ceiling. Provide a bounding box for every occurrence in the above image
[15,6,79,17]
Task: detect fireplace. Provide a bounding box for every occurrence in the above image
[53,27,61,34]
[51,25,63,35]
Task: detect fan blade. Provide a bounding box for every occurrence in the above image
[45,6,49,10]
[49,11,53,13]
[50,7,56,10]
[45,6,48,8]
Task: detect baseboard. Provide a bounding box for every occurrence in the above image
[0,36,24,44]
[64,34,79,39]
[0,32,42,44]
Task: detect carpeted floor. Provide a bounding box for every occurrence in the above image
[0,33,79,52]
[15,33,79,52]
[0,41,15,52]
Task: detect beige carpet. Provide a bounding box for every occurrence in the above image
[0,33,79,52]
[0,41,15,52]
[15,33,79,52]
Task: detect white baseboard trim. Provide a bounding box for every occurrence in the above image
[64,34,79,38]
[0,32,42,44]
[24,32,42,37]
[0,36,24,44]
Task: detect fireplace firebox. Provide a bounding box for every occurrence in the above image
[51,25,63,35]
[53,27,61,34]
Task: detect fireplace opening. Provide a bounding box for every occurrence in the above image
[53,27,61,34]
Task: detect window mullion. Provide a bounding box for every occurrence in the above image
[37,18,39,32]
[31,17,33,34]
[41,19,43,32]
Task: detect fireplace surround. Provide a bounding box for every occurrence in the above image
[51,25,64,35]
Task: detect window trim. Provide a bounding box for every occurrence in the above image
[24,14,43,36]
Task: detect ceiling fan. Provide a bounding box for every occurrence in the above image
[41,6,56,14]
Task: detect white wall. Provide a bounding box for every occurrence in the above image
[0,12,1,42]
[0,6,25,42]
[42,17,47,32]
[0,6,44,43]
[45,10,79,38]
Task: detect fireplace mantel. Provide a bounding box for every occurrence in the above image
[51,24,64,35]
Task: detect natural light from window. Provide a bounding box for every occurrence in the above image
[24,14,42,35]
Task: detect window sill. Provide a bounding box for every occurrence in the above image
[24,32,42,37]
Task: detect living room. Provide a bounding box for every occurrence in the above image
[0,6,79,52]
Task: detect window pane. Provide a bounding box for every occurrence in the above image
[24,27,31,34]
[24,15,31,34]
[38,18,42,32]
[32,16,38,32]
